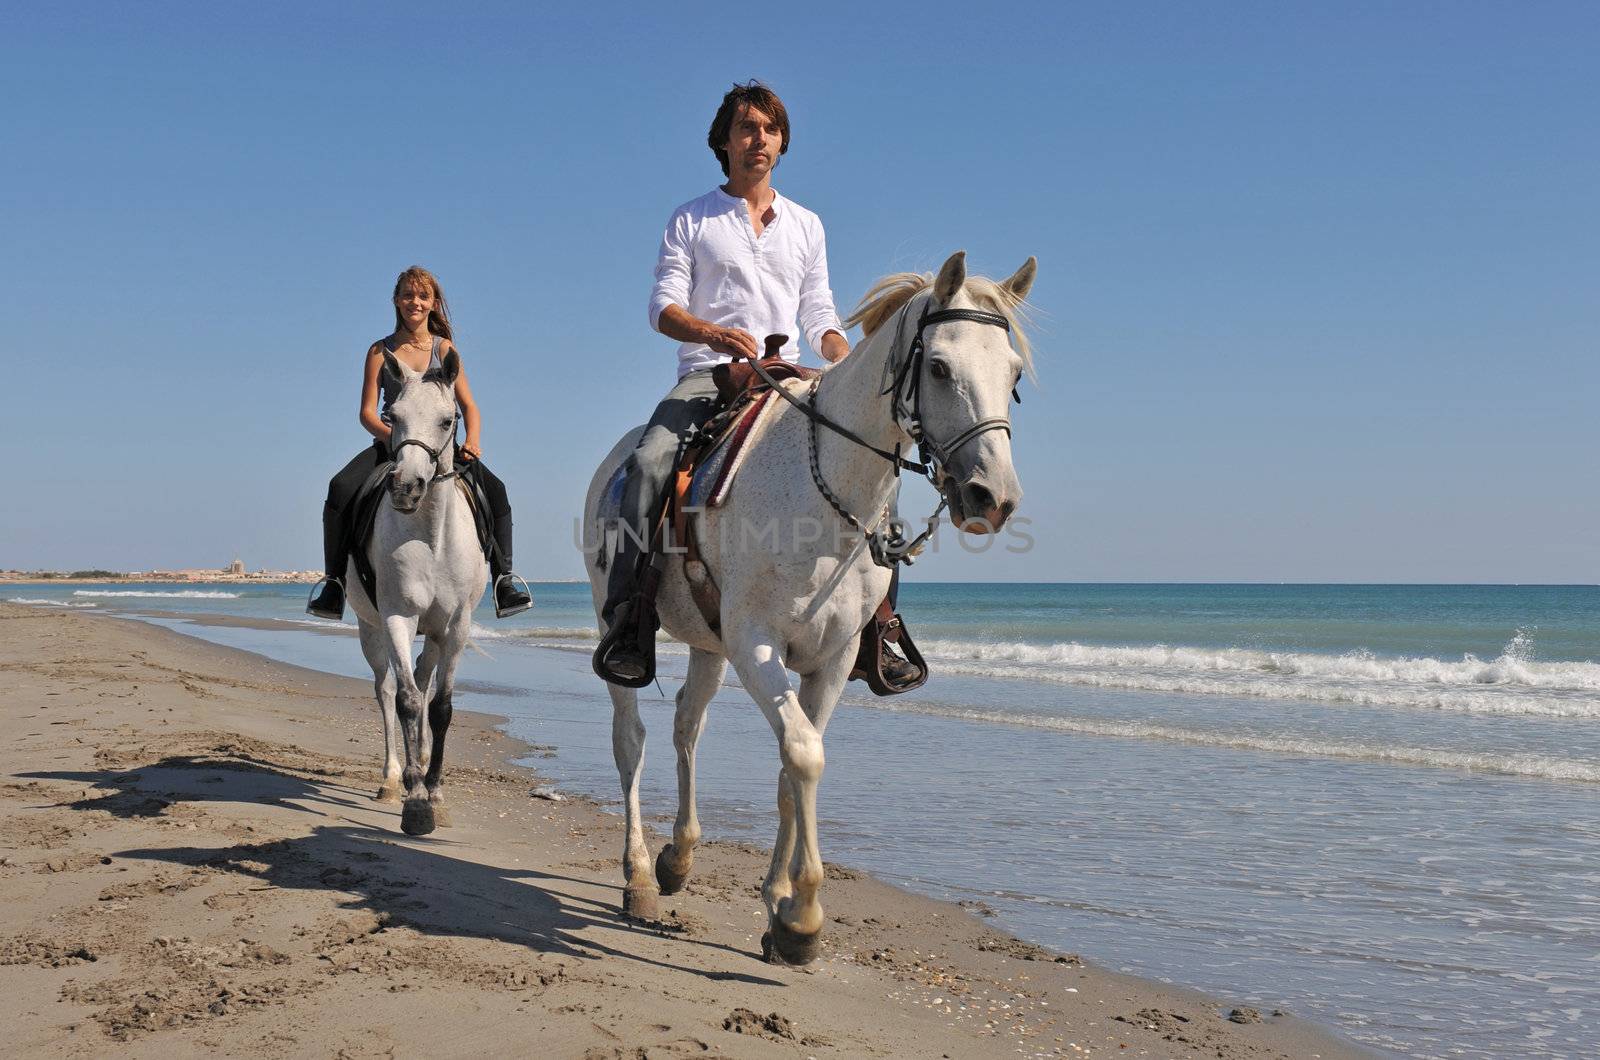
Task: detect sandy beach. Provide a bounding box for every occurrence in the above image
[0,601,1367,1058]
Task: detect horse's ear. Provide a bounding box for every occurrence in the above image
[381,349,407,383]
[933,250,967,305]
[440,348,461,386]
[1002,256,1037,304]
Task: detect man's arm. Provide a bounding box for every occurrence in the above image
[798,224,850,363]
[658,304,759,360]
[648,208,759,359]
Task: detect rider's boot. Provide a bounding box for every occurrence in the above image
[850,599,928,694]
[879,636,923,686]
[308,499,349,620]
[493,575,533,618]
[593,562,660,688]
[306,577,346,621]
[488,515,532,618]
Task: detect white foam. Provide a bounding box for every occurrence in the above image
[867,700,1600,784]
[493,626,598,642]
[8,597,97,608]
[72,589,242,599]
[289,617,355,630]
[916,637,1600,718]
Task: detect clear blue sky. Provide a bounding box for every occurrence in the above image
[4,1,1595,582]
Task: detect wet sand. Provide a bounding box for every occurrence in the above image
[0,601,1369,1058]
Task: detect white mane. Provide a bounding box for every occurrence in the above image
[844,271,1034,373]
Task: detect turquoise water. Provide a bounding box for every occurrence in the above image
[12,581,1599,1058]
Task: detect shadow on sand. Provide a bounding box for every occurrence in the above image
[18,754,782,986]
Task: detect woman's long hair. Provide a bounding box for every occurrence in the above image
[391,265,453,340]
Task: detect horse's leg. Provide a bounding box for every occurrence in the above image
[382,613,435,836]
[421,624,466,829]
[763,766,798,925]
[413,636,441,774]
[607,680,658,920]
[655,648,726,895]
[725,631,830,965]
[358,621,403,803]
[778,653,852,948]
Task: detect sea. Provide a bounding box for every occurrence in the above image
[11,581,1598,1059]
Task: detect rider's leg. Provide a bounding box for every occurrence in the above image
[601,370,721,625]
[595,370,720,683]
[471,460,531,617]
[309,442,384,619]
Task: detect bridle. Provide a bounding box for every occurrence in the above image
[884,301,1018,479]
[746,296,1019,567]
[389,408,464,498]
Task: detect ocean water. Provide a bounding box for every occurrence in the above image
[13,581,1599,1059]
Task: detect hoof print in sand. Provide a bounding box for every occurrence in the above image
[722,1007,795,1041]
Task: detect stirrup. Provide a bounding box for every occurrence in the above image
[305,576,346,621]
[592,598,658,688]
[849,611,928,696]
[493,573,534,618]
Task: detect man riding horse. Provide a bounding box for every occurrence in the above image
[592,81,923,689]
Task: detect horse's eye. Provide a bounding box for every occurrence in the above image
[929,359,951,380]
[439,419,452,429]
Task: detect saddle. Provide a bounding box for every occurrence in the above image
[347,456,496,606]
[711,353,819,407]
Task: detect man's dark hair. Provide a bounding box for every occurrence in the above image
[707,81,790,177]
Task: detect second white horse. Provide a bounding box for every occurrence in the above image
[349,348,487,837]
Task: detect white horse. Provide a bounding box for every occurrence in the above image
[583,251,1035,963]
[348,347,488,837]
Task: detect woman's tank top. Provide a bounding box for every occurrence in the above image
[379,335,443,423]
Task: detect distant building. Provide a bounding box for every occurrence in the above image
[227,558,245,576]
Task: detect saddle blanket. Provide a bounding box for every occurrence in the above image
[599,381,794,520]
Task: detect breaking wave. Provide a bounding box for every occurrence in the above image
[472,626,598,642]
[73,589,242,599]
[917,634,1600,718]
[866,700,1600,784]
[8,597,97,608]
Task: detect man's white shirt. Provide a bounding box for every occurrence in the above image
[648,186,844,380]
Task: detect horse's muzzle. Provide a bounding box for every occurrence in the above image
[389,479,425,513]
[945,476,1018,534]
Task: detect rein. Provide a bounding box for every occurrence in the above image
[747,299,1018,568]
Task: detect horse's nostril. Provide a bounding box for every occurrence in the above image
[963,481,996,515]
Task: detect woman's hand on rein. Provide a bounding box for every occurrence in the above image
[460,439,482,462]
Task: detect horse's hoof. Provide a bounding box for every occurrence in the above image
[400,798,436,836]
[428,802,452,828]
[621,885,659,921]
[654,844,691,895]
[375,784,403,804]
[764,919,822,966]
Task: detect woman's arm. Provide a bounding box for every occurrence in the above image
[359,344,392,442]
[447,342,483,461]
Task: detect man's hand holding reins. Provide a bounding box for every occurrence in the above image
[705,325,760,360]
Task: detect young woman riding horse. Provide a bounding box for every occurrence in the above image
[307,266,531,620]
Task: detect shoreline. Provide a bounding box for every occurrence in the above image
[0,601,1370,1057]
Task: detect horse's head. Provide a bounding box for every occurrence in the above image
[381,347,461,512]
[906,252,1035,534]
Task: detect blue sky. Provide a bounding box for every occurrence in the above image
[4,1,1595,582]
